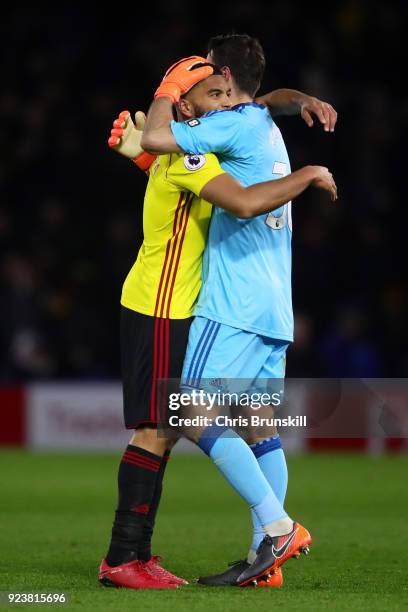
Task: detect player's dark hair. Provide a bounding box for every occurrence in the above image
[181,62,223,98]
[207,33,265,97]
[189,62,223,76]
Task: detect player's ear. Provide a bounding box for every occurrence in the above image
[178,97,194,119]
[221,66,231,81]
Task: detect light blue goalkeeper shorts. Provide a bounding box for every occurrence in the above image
[181,316,289,395]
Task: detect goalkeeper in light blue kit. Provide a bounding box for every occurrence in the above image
[142,34,337,587]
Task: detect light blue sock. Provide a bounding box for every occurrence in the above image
[249,436,288,555]
[197,427,287,527]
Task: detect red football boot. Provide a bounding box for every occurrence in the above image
[144,556,188,585]
[98,558,178,589]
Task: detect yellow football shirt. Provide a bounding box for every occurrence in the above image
[121,152,225,318]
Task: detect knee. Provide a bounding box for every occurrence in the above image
[243,432,263,445]
[241,429,277,445]
[130,426,157,445]
[130,427,177,455]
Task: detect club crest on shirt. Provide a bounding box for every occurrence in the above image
[183,154,206,171]
[187,119,200,127]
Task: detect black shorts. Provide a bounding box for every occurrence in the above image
[121,306,192,429]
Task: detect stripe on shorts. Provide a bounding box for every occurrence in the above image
[186,320,221,387]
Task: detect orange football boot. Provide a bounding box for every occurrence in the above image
[237,522,312,587]
[257,567,283,588]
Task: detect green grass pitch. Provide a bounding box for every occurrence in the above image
[1,450,407,611]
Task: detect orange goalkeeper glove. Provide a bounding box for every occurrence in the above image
[108,110,156,172]
[154,56,214,104]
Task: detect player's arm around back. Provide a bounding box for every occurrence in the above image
[200,166,337,218]
[256,89,338,132]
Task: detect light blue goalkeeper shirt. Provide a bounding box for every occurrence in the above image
[171,102,293,342]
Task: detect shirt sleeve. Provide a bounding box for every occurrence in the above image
[170,110,245,155]
[167,153,226,196]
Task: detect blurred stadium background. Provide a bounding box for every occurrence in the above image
[0,1,406,452]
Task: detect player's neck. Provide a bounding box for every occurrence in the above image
[232,91,253,105]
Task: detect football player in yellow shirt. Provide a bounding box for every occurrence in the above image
[100,59,336,590]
